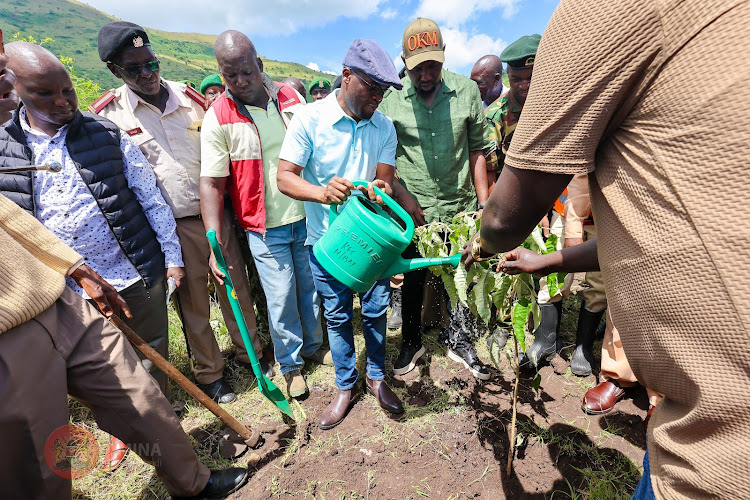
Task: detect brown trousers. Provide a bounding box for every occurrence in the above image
[175,210,261,384]
[0,288,210,498]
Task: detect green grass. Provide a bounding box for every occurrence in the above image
[1,0,336,108]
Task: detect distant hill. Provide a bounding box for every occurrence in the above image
[0,0,335,97]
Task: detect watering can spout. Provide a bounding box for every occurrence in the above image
[382,253,462,279]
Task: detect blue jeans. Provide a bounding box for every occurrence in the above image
[246,220,322,375]
[632,444,655,499]
[308,248,389,390]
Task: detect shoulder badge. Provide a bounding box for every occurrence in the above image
[184,85,209,111]
[275,82,303,108]
[88,89,117,114]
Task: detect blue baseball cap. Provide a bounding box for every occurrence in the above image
[342,39,403,90]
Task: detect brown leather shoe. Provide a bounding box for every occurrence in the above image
[365,378,405,415]
[582,380,626,415]
[102,436,128,472]
[319,387,360,430]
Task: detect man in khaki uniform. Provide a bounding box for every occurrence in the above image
[92,22,271,405]
[468,0,750,497]
[566,174,663,413]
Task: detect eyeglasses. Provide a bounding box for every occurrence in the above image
[351,70,389,97]
[109,59,160,77]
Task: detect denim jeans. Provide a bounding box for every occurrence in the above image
[632,444,655,499]
[246,220,322,375]
[308,248,389,390]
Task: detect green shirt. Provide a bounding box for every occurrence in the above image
[379,70,491,223]
[245,102,306,229]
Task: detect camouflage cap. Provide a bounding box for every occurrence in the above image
[500,34,541,68]
[402,18,445,70]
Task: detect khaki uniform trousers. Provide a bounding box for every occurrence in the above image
[174,209,261,385]
[580,225,607,313]
[538,211,574,304]
[0,288,210,499]
[601,309,663,407]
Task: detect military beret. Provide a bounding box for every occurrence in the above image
[307,77,332,95]
[501,34,541,68]
[98,21,151,62]
[199,74,224,95]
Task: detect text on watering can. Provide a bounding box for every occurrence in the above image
[332,227,383,267]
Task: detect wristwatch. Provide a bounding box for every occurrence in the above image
[477,203,485,210]
[470,236,494,262]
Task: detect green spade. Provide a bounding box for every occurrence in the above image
[206,229,293,418]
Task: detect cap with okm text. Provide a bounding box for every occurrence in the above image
[401,18,445,70]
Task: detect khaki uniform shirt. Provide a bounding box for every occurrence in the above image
[505,1,750,498]
[97,80,204,218]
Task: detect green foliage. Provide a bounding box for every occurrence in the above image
[10,32,102,110]
[413,213,564,351]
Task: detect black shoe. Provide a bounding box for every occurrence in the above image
[570,304,604,376]
[176,467,249,499]
[199,377,236,404]
[393,342,425,376]
[387,289,403,330]
[486,326,510,351]
[523,301,562,368]
[238,357,276,379]
[447,342,490,380]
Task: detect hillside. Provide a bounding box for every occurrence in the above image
[0,0,334,93]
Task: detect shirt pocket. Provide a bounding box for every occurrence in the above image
[130,129,160,166]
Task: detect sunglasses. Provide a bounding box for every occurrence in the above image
[351,70,389,97]
[110,59,160,77]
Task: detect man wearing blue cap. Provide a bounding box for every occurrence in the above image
[278,39,407,429]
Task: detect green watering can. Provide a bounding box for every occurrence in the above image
[206,229,293,419]
[312,180,461,293]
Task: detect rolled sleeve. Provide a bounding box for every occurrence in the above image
[504,0,661,175]
[199,108,231,177]
[278,113,312,168]
[120,135,184,268]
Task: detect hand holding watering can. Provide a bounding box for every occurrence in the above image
[321,176,392,206]
[313,179,461,293]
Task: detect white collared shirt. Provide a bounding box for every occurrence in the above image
[21,108,183,296]
[98,80,204,218]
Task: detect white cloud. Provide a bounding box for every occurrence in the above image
[415,0,521,28]
[441,28,507,71]
[323,70,338,75]
[306,62,321,71]
[380,8,398,19]
[81,0,387,36]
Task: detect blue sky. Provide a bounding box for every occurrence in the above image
[81,0,560,76]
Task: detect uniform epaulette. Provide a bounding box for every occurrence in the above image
[88,89,117,114]
[184,85,209,111]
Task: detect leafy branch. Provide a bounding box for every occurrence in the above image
[413,212,564,475]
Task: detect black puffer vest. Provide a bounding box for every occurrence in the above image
[0,108,165,288]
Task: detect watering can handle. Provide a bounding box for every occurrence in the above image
[328,180,415,240]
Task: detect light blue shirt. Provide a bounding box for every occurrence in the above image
[20,109,183,297]
[279,90,397,245]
